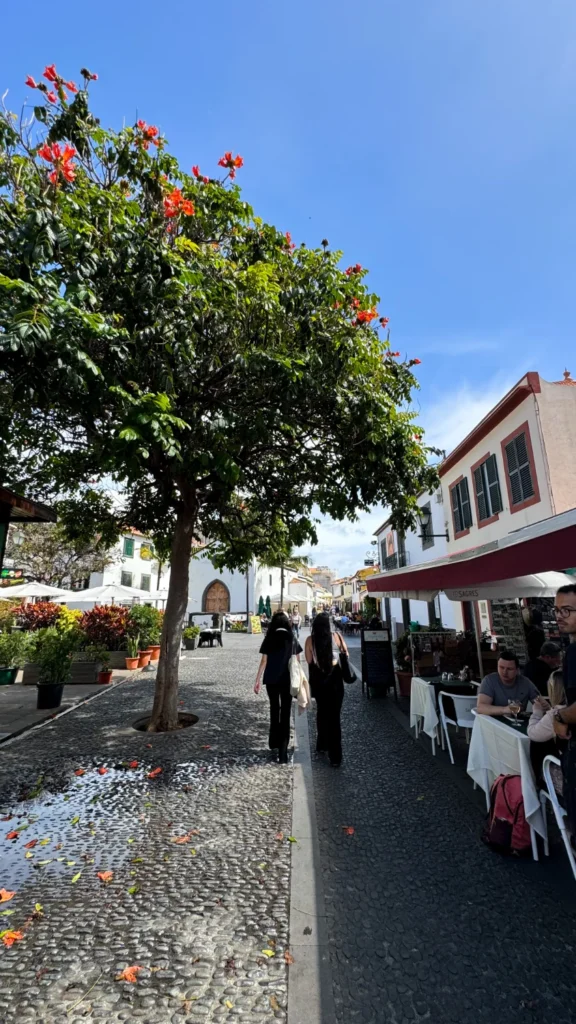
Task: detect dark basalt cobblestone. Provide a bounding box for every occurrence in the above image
[310,646,576,1024]
[0,636,290,1024]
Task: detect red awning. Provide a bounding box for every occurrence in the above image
[366,507,576,595]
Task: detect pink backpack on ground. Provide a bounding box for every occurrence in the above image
[481,774,531,856]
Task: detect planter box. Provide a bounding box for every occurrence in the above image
[396,671,412,699]
[23,660,101,686]
[108,650,130,670]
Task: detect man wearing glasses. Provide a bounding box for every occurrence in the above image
[552,585,576,833]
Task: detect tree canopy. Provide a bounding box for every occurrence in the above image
[5,521,111,588]
[0,63,438,728]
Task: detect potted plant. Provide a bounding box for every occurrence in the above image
[80,605,131,669]
[182,625,200,651]
[394,631,413,698]
[0,631,32,685]
[138,646,151,668]
[96,649,112,684]
[33,627,79,710]
[128,605,163,660]
[125,635,140,671]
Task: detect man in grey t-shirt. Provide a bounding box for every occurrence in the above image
[477,650,540,717]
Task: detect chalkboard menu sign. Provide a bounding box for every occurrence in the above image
[490,600,528,663]
[361,629,396,698]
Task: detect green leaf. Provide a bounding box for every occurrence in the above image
[127,885,139,895]
[71,871,82,884]
[0,910,15,917]
[71,816,80,825]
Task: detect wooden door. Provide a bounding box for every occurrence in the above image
[204,581,230,613]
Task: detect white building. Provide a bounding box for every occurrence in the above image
[88,530,169,595]
[253,565,315,616]
[187,555,254,624]
[373,489,457,637]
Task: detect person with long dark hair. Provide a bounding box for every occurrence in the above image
[305,611,348,766]
[254,610,302,763]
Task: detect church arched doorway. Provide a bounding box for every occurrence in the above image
[202,580,230,614]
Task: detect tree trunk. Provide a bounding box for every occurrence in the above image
[148,507,195,732]
[245,566,250,628]
[280,563,284,609]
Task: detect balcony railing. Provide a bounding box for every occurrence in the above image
[383,551,410,572]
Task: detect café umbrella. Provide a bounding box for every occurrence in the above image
[70,583,152,604]
[0,581,76,600]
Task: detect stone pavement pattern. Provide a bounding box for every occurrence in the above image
[310,644,576,1024]
[0,636,291,1024]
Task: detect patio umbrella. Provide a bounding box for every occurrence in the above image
[70,583,152,604]
[0,581,76,600]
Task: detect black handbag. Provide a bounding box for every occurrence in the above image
[339,649,357,685]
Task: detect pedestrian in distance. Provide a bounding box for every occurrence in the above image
[305,611,348,767]
[254,610,302,763]
[291,609,301,639]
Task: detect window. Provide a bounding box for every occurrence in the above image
[450,477,473,536]
[420,502,434,550]
[121,571,133,587]
[473,454,503,523]
[269,574,272,586]
[504,431,535,507]
[140,574,151,591]
[123,537,134,558]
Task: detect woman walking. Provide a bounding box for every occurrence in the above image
[254,611,302,763]
[305,612,348,766]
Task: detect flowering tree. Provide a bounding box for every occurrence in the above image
[0,64,437,730]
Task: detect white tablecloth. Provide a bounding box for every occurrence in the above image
[467,712,545,838]
[409,677,438,739]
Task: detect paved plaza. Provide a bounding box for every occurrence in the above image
[1,633,576,1024]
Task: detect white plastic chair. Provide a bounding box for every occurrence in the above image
[438,692,477,765]
[540,754,576,880]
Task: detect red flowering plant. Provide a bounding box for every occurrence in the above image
[80,606,130,651]
[18,601,61,631]
[1,63,434,731]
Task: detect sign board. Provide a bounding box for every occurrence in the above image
[361,628,395,695]
[250,615,262,635]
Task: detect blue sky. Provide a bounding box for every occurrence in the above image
[3,0,576,572]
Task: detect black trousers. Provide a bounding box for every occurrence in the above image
[313,668,344,763]
[266,676,292,749]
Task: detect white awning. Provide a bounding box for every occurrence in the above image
[444,571,574,602]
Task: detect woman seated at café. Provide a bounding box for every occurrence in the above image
[528,669,566,792]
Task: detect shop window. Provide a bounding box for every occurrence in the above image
[121,571,133,587]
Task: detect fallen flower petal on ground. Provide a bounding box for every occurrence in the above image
[284,951,295,964]
[97,871,114,883]
[97,767,108,776]
[115,965,142,983]
[5,832,19,840]
[24,839,38,849]
[147,768,162,778]
[0,890,16,903]
[74,769,86,776]
[342,826,355,835]
[0,930,24,947]
[275,832,284,841]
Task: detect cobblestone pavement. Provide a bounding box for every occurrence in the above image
[0,635,292,1024]
[310,644,576,1024]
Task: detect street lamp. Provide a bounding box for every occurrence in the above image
[418,506,448,542]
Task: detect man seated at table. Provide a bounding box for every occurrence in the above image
[477,650,540,717]
[523,641,562,695]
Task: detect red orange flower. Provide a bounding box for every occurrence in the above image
[81,68,98,81]
[218,151,244,176]
[135,120,160,150]
[285,231,296,251]
[66,80,78,93]
[354,307,378,325]
[38,142,77,185]
[192,165,209,184]
[412,358,421,365]
[43,64,58,82]
[379,317,390,328]
[163,188,195,218]
[46,92,57,104]
[345,264,362,276]
[1,930,24,947]
[25,76,37,89]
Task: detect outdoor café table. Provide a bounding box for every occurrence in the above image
[467,710,546,859]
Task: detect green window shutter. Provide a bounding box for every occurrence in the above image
[505,440,523,505]
[451,484,463,535]
[460,477,473,529]
[474,466,488,522]
[485,454,503,514]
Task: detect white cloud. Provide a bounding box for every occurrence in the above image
[299,506,385,578]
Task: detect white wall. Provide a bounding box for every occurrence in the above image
[89,534,169,593]
[187,557,253,623]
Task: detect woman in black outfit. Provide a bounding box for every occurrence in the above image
[254,611,302,763]
[305,612,348,766]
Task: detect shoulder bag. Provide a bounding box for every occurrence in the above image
[335,632,357,685]
[289,638,305,698]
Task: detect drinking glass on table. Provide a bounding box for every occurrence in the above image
[508,699,522,726]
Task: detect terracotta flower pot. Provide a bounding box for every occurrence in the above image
[98,670,113,684]
[138,651,151,668]
[396,670,412,698]
[149,645,161,661]
[125,656,140,670]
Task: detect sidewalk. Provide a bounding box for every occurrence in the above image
[0,636,292,1024]
[0,670,134,742]
[308,645,576,1024]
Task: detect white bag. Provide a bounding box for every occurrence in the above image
[289,653,303,698]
